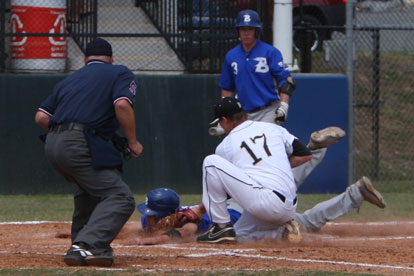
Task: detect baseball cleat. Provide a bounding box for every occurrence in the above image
[197,223,237,244]
[308,126,346,150]
[356,176,387,208]
[64,243,114,267]
[64,244,89,266]
[282,219,302,243]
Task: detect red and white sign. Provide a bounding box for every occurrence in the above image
[10,0,67,70]
[11,6,67,59]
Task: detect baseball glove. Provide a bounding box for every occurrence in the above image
[151,209,201,231]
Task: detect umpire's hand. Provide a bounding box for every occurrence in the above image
[129,140,143,158]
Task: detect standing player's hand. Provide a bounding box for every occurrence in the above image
[275,101,289,124]
[129,140,143,158]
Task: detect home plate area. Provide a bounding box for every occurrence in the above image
[0,220,413,275]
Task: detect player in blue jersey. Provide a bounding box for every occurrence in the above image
[220,9,294,124]
[117,181,385,245]
[215,9,345,188]
[35,38,143,267]
[129,188,242,245]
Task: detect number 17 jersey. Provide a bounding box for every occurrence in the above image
[215,120,297,200]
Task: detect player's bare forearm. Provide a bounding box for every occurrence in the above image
[114,99,136,142]
[192,204,206,219]
[114,99,143,157]
[221,89,235,98]
[289,155,312,168]
[34,111,51,130]
[279,92,290,104]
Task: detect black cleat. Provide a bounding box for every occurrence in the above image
[64,244,90,266]
[64,244,114,267]
[197,223,237,244]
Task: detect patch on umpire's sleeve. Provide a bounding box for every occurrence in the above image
[129,80,137,95]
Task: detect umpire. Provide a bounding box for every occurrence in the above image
[34,38,143,267]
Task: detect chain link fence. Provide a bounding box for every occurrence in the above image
[1,0,349,73]
[0,0,413,187]
[350,0,414,187]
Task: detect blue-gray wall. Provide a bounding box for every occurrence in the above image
[0,73,347,194]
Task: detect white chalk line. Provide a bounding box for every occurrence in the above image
[0,248,413,273]
[185,251,414,271]
[0,221,72,225]
[333,236,414,241]
[1,220,414,226]
[327,221,414,226]
[112,244,256,253]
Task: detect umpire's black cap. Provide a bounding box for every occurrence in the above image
[85,38,113,57]
[210,97,243,125]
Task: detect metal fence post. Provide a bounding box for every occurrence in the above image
[0,0,5,72]
[346,0,355,185]
[371,29,380,180]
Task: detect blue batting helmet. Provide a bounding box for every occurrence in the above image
[235,9,261,29]
[137,188,180,217]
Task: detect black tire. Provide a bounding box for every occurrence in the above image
[293,14,327,52]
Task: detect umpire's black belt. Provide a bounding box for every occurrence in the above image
[247,100,277,113]
[273,190,297,205]
[50,122,85,133]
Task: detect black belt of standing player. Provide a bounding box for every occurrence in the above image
[247,100,277,113]
[50,122,85,133]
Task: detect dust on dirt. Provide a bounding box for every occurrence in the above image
[0,220,413,275]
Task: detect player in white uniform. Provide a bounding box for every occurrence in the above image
[197,97,313,243]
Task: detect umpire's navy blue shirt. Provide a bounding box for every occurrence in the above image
[38,60,138,137]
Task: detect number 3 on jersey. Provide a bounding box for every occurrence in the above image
[240,134,272,165]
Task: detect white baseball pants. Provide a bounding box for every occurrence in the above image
[202,154,296,228]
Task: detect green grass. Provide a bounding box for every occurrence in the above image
[0,190,411,222]
[297,192,414,220]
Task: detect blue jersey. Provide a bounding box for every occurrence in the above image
[219,40,291,112]
[38,60,138,138]
[141,207,241,233]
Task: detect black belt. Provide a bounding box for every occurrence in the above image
[247,100,277,113]
[273,190,297,205]
[50,122,85,133]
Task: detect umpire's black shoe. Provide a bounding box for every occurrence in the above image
[64,244,90,266]
[64,243,114,267]
[85,247,114,267]
[197,223,237,244]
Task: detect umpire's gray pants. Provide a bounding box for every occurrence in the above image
[45,129,135,249]
[247,101,326,187]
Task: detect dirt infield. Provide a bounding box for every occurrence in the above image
[0,220,413,275]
